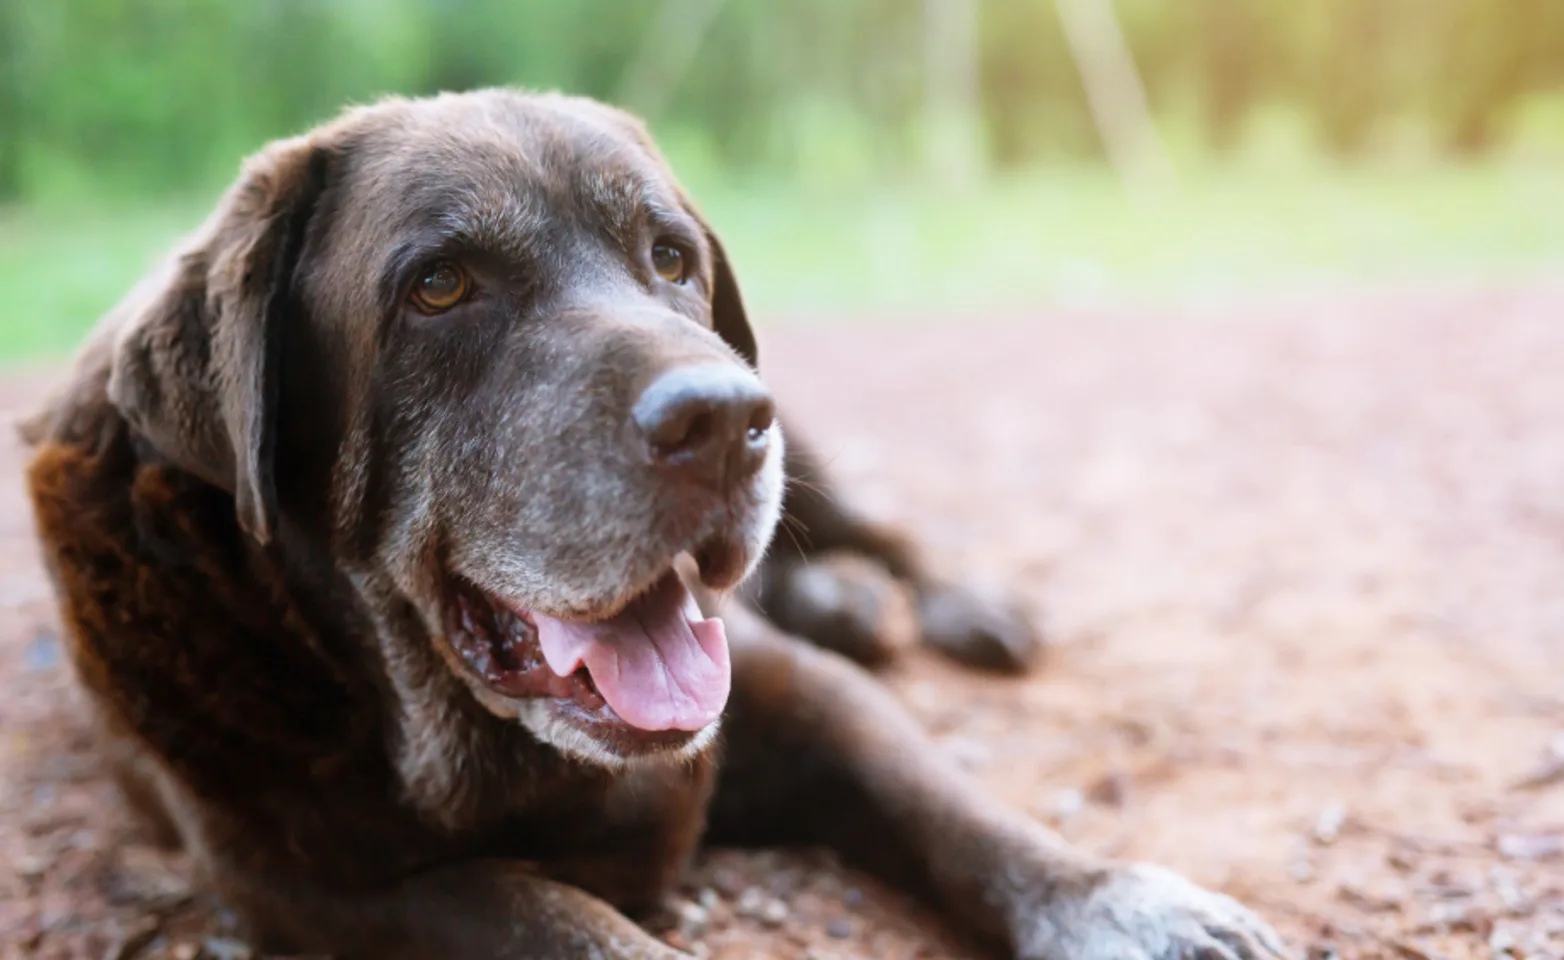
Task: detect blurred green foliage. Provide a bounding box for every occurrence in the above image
[1,0,1562,202]
[5,160,1562,359]
[0,0,1560,363]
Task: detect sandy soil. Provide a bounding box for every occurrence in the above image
[1,281,1561,960]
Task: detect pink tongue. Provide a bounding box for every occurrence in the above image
[532,574,730,732]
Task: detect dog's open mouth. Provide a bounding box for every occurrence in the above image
[446,568,730,733]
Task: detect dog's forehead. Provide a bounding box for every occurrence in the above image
[346,94,679,236]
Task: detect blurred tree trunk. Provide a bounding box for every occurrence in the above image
[922,0,983,187]
[1438,0,1534,156]
[1312,0,1385,156]
[1196,0,1258,152]
[1054,0,1173,194]
[0,0,22,200]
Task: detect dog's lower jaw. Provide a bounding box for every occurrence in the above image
[515,699,721,770]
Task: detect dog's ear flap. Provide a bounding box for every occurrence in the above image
[107,136,330,545]
[699,224,759,369]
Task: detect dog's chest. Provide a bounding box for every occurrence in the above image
[478,755,717,910]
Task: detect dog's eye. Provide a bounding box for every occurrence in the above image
[410,261,470,313]
[651,242,688,285]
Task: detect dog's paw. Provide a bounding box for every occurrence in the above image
[1018,863,1291,960]
[918,581,1043,674]
[753,552,920,666]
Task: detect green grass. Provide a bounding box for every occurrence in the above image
[2,160,1562,363]
[0,202,208,360]
[695,161,1564,318]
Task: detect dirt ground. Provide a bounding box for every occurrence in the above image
[2,281,1562,960]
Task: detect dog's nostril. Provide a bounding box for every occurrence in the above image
[684,411,714,449]
[655,409,713,459]
[746,400,776,440]
[633,364,773,489]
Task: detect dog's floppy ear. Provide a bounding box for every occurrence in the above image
[699,223,759,369]
[107,135,330,545]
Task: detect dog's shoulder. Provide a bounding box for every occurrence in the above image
[26,410,379,810]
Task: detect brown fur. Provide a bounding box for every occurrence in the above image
[25,89,1287,959]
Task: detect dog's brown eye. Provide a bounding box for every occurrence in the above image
[651,243,687,284]
[410,261,470,312]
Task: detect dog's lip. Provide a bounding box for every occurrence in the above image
[485,534,746,625]
[690,535,748,592]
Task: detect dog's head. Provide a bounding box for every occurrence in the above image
[104,90,785,770]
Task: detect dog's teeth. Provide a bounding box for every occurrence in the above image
[573,675,605,710]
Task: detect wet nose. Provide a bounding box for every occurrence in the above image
[633,364,775,490]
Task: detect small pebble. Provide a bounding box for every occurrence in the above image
[759,898,789,927]
[1086,771,1129,808]
[14,854,48,882]
[1497,833,1563,861]
[711,866,747,898]
[941,735,990,771]
[697,887,720,911]
[1488,866,1527,914]
[22,630,61,672]
[1427,902,1472,929]
[1386,843,1418,872]
[736,887,766,918]
[1313,802,1348,845]
[842,887,864,908]
[1336,881,1401,914]
[203,938,253,960]
[1052,788,1085,822]
[826,918,853,939]
[171,944,199,960]
[1290,859,1314,883]
[672,898,709,936]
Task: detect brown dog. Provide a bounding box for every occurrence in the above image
[22,90,1286,959]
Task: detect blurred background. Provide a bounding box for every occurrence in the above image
[0,0,1561,358]
[3,7,1564,958]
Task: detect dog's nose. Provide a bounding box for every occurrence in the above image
[633,364,775,489]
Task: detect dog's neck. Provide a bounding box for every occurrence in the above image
[332,559,612,830]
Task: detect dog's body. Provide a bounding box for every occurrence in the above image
[24,90,1285,959]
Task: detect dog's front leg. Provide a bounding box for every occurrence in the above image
[762,426,1044,672]
[705,597,1289,960]
[217,860,688,960]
